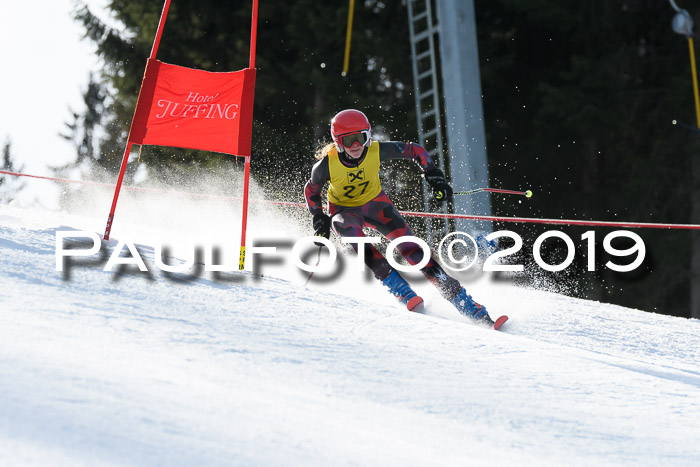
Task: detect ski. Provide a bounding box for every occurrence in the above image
[407,296,424,312]
[493,315,509,331]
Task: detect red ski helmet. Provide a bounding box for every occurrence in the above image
[331,109,372,151]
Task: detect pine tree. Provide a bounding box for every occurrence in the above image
[475,1,700,316]
[58,73,106,177]
[0,138,26,204]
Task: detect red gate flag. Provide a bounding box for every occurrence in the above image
[129,59,257,156]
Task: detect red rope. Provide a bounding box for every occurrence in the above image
[0,169,293,204]
[3,169,700,230]
[400,210,700,230]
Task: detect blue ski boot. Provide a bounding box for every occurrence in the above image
[450,288,493,324]
[382,270,424,312]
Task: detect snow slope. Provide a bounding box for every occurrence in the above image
[1,200,699,466]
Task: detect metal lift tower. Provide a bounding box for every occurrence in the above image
[408,0,492,235]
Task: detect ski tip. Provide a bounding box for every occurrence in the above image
[493,315,509,331]
[407,296,424,312]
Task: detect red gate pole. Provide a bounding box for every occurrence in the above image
[239,0,259,270]
[249,0,258,70]
[104,0,172,240]
[238,155,252,270]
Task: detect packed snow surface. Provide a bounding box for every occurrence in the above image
[1,200,699,466]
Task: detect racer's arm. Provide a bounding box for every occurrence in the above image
[378,141,452,202]
[378,141,439,173]
[304,157,330,216]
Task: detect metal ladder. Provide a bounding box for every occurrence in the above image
[407,0,448,239]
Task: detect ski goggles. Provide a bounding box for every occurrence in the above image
[338,130,371,149]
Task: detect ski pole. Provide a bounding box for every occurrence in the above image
[454,187,533,198]
[304,245,323,287]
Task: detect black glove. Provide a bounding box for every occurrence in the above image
[312,213,331,245]
[424,168,453,202]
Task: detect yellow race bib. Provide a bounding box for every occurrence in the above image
[327,141,382,206]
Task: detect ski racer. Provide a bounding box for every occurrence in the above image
[304,109,494,325]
